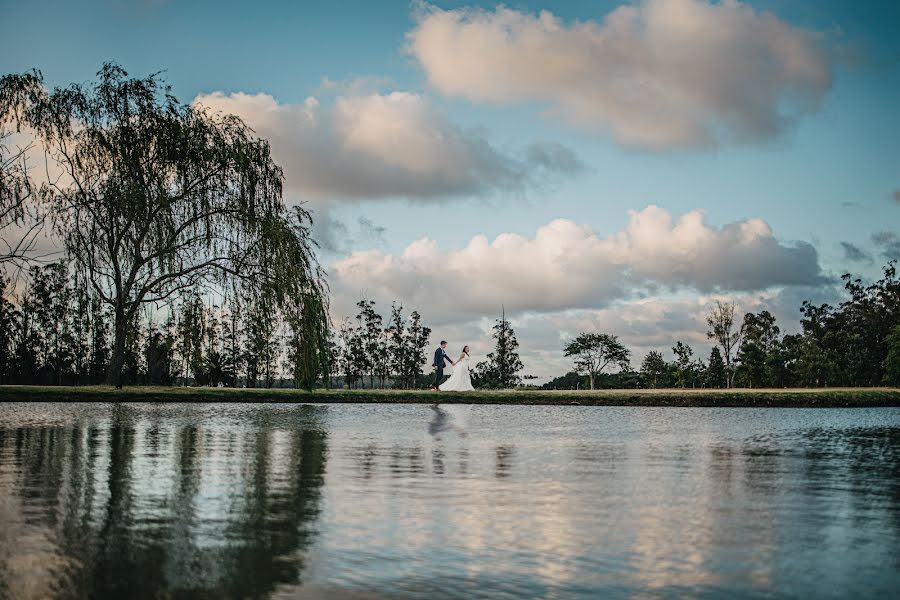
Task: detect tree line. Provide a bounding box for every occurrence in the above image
[553,262,900,389]
[0,261,325,388]
[0,268,535,389]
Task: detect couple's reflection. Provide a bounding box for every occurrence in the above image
[427,405,468,440]
[428,405,470,478]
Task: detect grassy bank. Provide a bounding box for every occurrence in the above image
[1,385,899,407]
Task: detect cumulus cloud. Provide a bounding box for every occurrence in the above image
[329,205,826,323]
[193,90,582,200]
[839,241,871,263]
[407,0,834,149]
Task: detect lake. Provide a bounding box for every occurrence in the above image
[0,402,898,599]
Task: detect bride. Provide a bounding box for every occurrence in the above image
[439,345,475,392]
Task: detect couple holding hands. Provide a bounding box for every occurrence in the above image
[431,341,474,392]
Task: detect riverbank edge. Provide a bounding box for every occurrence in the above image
[1,386,899,407]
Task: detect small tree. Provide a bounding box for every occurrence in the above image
[337,318,360,389]
[564,333,630,390]
[640,351,668,389]
[354,299,382,388]
[404,310,431,388]
[672,341,694,389]
[475,307,524,388]
[705,347,726,388]
[0,276,18,384]
[706,301,744,388]
[737,310,781,388]
[883,325,900,386]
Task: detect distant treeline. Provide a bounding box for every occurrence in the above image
[3,260,899,390]
[0,267,531,390]
[0,261,324,388]
[546,262,900,390]
[0,262,442,389]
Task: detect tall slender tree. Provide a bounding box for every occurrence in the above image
[706,301,744,388]
[404,310,430,389]
[386,303,406,388]
[705,347,726,388]
[475,307,524,389]
[672,341,694,389]
[0,275,18,384]
[355,299,382,388]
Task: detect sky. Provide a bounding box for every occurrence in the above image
[3,0,899,380]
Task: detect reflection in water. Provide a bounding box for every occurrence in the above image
[494,445,515,479]
[1,404,899,599]
[0,404,327,600]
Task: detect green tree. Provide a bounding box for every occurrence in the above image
[706,301,744,388]
[145,324,174,385]
[220,299,242,388]
[0,275,18,383]
[5,64,327,387]
[14,293,38,383]
[404,310,431,389]
[386,303,407,388]
[794,336,836,387]
[881,325,900,386]
[88,297,109,384]
[672,341,694,389]
[243,294,278,388]
[70,274,92,385]
[541,371,587,390]
[474,308,523,389]
[564,332,631,390]
[736,310,780,388]
[705,347,726,388]
[177,293,206,385]
[337,318,361,389]
[353,300,382,388]
[287,297,330,390]
[640,351,669,389]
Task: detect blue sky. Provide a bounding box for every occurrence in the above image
[4,0,899,376]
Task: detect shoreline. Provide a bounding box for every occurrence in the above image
[1,385,899,407]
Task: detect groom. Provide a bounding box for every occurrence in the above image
[432,340,454,390]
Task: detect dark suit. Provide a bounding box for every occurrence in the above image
[433,347,452,388]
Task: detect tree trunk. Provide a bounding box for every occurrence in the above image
[589,372,595,390]
[107,303,128,389]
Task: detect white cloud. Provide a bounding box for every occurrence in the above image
[329,205,826,324]
[407,0,834,149]
[193,90,582,201]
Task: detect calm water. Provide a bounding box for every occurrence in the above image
[0,403,898,599]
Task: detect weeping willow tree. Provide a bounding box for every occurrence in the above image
[3,63,329,388]
[0,70,46,267]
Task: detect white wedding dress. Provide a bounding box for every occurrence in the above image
[439,354,475,392]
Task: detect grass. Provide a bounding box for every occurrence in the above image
[1,385,899,407]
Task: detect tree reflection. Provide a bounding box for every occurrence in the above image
[0,405,329,599]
